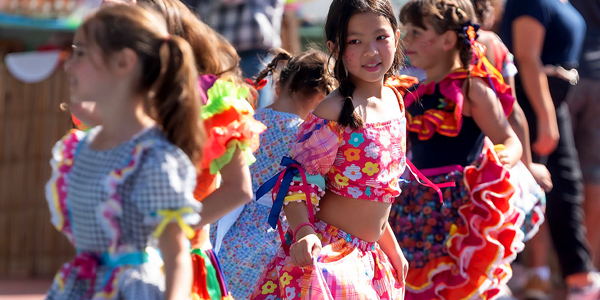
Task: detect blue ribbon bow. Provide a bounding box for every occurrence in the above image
[255,156,302,229]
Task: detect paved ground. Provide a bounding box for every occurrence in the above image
[0,279,51,300]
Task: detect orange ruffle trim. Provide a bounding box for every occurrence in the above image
[406,147,524,300]
[405,42,515,141]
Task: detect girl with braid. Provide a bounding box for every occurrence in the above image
[388,0,527,299]
[209,48,336,299]
[251,0,414,298]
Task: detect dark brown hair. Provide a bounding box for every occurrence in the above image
[81,4,204,164]
[137,0,242,83]
[324,0,402,129]
[255,48,336,98]
[468,0,492,23]
[400,0,474,95]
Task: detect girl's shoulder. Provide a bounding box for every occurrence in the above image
[313,89,343,122]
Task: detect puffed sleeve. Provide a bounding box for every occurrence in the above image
[130,143,202,239]
[272,113,343,210]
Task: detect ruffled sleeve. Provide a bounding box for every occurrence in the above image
[272,113,343,210]
[130,144,202,239]
[194,79,266,202]
[199,79,267,175]
[45,129,86,244]
[291,113,342,175]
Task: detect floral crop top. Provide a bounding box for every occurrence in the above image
[268,81,409,212]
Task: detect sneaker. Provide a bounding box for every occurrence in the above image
[523,275,552,300]
[567,272,600,300]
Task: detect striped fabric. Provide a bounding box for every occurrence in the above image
[291,113,342,176]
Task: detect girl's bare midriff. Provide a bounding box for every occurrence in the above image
[315,191,391,243]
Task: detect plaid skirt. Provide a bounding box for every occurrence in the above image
[250,220,404,299]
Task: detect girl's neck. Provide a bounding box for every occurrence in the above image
[93,95,155,149]
[268,93,310,120]
[424,55,463,84]
[352,77,385,100]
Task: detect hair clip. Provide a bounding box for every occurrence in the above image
[245,78,268,90]
[461,21,481,47]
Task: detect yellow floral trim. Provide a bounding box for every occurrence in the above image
[153,207,196,239]
[280,272,293,288]
[362,162,380,176]
[261,281,277,294]
[283,194,320,206]
[334,174,350,187]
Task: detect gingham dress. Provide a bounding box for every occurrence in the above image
[46,126,201,300]
[210,108,303,299]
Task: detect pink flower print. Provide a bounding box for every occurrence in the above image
[343,164,362,181]
[379,131,391,148]
[365,127,378,139]
[377,169,390,184]
[364,142,380,159]
[380,150,391,167]
[347,187,363,198]
[390,121,401,137]
[374,188,385,196]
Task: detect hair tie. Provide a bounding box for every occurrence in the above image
[461,21,480,47]
[245,78,268,90]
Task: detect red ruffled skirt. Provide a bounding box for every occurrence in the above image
[390,148,528,299]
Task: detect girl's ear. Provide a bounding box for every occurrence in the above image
[394,28,401,48]
[442,30,458,51]
[275,83,281,97]
[111,47,139,77]
[327,41,339,59]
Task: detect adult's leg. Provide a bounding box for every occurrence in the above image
[567,78,600,269]
[516,76,594,280]
[544,102,593,279]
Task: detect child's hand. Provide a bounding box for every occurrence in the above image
[529,163,553,192]
[290,233,322,267]
[496,150,512,166]
[389,249,409,287]
[493,145,513,167]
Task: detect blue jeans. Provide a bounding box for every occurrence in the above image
[239,49,274,109]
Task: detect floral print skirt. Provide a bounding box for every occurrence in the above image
[250,220,404,299]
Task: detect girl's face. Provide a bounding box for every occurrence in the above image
[401,21,445,69]
[64,29,117,104]
[340,12,400,84]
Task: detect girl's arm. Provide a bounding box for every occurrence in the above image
[284,202,322,267]
[512,16,559,156]
[508,102,553,191]
[378,222,408,287]
[159,223,193,300]
[469,78,522,167]
[196,147,253,227]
